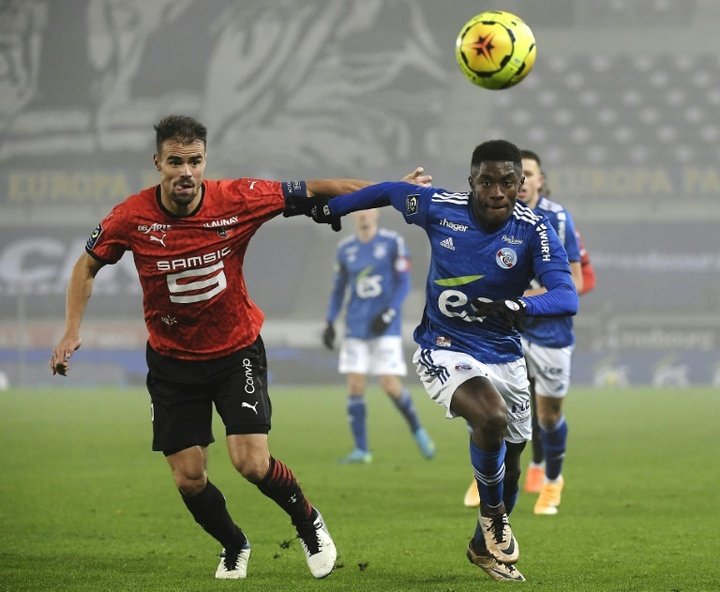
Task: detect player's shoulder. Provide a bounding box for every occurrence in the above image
[537,195,569,215]
[207,177,281,196]
[110,186,158,220]
[377,227,402,241]
[512,200,545,227]
[429,188,471,206]
[337,234,357,250]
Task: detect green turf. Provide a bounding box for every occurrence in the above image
[1,385,718,591]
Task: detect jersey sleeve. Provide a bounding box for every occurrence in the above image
[221,178,286,223]
[389,233,411,310]
[559,210,581,262]
[531,218,573,279]
[328,181,432,228]
[326,250,348,323]
[85,206,130,265]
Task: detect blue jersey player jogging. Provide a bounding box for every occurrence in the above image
[522,195,581,349]
[308,140,578,583]
[327,226,410,340]
[323,210,436,464]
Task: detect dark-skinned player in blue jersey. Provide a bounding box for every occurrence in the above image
[303,139,578,582]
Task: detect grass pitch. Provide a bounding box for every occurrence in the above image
[1,385,718,591]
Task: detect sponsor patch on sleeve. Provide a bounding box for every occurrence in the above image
[282,180,307,198]
[85,223,103,251]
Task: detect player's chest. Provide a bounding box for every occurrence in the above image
[341,241,393,276]
[129,218,246,274]
[428,220,532,276]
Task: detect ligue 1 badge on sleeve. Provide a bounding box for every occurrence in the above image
[405,194,419,216]
[86,223,103,250]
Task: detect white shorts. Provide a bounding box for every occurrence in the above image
[521,337,574,398]
[339,336,408,376]
[412,347,531,443]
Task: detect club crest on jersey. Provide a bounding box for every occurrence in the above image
[405,194,419,216]
[496,247,517,269]
[373,243,388,259]
[86,223,103,250]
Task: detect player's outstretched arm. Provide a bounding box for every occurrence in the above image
[50,253,104,376]
[305,168,431,198]
[304,169,432,231]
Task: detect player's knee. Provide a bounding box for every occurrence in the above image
[469,406,507,438]
[174,471,207,496]
[232,454,270,484]
[538,410,561,431]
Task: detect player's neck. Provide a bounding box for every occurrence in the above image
[357,226,377,242]
[520,194,539,209]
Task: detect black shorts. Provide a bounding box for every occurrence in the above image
[146,336,272,455]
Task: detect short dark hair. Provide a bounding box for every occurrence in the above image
[154,115,207,153]
[471,139,522,170]
[520,149,541,167]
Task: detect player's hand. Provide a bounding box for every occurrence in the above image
[370,308,396,335]
[50,336,82,376]
[402,166,432,187]
[471,298,527,331]
[322,322,336,350]
[283,192,314,218]
[309,197,342,232]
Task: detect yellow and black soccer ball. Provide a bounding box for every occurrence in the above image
[455,10,536,90]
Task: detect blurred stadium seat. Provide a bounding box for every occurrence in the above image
[484,53,720,168]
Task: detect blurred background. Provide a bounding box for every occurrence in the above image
[1,0,719,388]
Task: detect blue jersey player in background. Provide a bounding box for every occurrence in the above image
[307,140,578,582]
[517,150,584,515]
[322,209,436,464]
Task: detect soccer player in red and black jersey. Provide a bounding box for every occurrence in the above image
[50,114,429,580]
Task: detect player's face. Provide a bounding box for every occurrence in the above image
[154,139,207,213]
[518,157,544,208]
[353,209,379,234]
[468,161,523,231]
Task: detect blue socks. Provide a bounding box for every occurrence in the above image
[347,395,368,451]
[391,388,421,433]
[469,439,506,508]
[541,416,568,481]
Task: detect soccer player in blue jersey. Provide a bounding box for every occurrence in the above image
[516,150,585,515]
[305,140,578,582]
[322,209,436,464]
[463,152,594,512]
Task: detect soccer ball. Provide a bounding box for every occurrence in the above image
[455,10,536,90]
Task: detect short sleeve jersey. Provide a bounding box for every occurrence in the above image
[378,183,570,363]
[522,195,581,348]
[333,229,409,339]
[85,178,296,360]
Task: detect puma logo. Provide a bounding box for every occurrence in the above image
[242,401,259,414]
[149,233,166,247]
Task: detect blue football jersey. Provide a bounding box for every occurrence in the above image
[327,229,410,339]
[522,195,581,348]
[376,183,572,364]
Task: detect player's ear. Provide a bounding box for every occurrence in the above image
[153,154,160,171]
[467,175,473,189]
